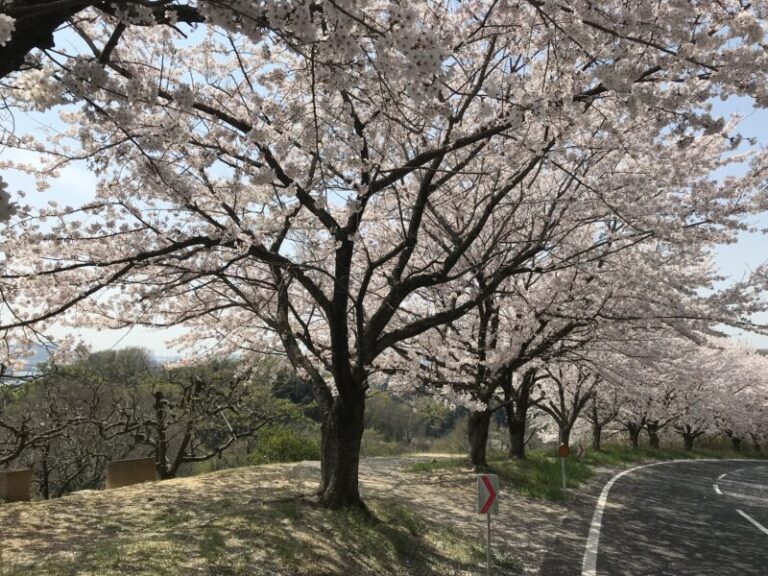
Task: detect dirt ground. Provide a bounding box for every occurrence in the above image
[0,455,598,575]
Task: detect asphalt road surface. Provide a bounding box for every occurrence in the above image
[590,460,768,575]
[540,459,768,576]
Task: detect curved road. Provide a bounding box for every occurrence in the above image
[582,460,768,575]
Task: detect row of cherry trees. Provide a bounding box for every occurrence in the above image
[1,1,768,508]
[527,336,768,458]
[386,241,768,468]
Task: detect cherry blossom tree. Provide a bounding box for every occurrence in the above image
[584,378,623,451]
[586,331,768,451]
[382,266,599,468]
[660,342,733,450]
[710,344,768,451]
[393,218,764,465]
[535,362,599,447]
[500,367,541,460]
[599,333,700,450]
[0,2,207,81]
[2,1,768,508]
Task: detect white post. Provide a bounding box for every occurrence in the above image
[560,456,567,490]
[486,512,492,576]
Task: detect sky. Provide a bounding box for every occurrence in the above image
[708,98,768,349]
[1,95,767,356]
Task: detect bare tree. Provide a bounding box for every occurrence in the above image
[99,361,285,479]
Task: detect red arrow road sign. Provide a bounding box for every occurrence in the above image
[477,473,499,514]
[480,475,496,513]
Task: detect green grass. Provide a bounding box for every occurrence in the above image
[405,453,591,500]
[491,452,594,500]
[406,444,766,502]
[582,445,764,467]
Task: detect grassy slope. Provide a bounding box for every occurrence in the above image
[0,446,761,576]
[0,459,522,576]
[3,497,494,576]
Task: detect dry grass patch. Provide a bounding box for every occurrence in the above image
[0,459,532,576]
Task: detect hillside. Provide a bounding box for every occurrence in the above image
[0,455,571,576]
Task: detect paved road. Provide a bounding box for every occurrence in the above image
[592,460,768,575]
[539,460,768,576]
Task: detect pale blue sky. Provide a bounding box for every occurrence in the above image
[709,98,768,348]
[2,97,767,355]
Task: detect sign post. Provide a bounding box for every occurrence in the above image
[477,473,499,576]
[558,444,570,490]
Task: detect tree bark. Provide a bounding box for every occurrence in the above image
[507,415,526,459]
[316,395,366,509]
[40,446,51,500]
[502,368,534,460]
[0,2,207,81]
[683,433,695,450]
[627,423,641,450]
[592,422,603,451]
[646,421,660,449]
[731,437,742,452]
[154,390,171,480]
[468,410,491,470]
[559,426,572,448]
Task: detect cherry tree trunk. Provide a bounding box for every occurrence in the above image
[592,423,603,451]
[507,415,526,460]
[502,369,534,460]
[627,424,641,450]
[559,426,572,448]
[317,395,366,509]
[468,410,491,470]
[683,433,695,451]
[646,422,660,449]
[40,451,51,500]
[154,390,172,480]
[731,437,742,452]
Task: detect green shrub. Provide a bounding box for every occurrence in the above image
[427,415,468,454]
[248,427,321,465]
[360,429,400,457]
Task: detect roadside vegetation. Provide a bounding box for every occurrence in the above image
[0,347,466,500]
[409,445,766,502]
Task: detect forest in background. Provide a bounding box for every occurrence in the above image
[2,345,763,501]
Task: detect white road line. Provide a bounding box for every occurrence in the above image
[718,473,727,480]
[581,461,674,576]
[713,483,723,495]
[736,509,768,536]
[581,459,756,576]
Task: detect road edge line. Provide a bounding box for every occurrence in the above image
[736,509,768,536]
[580,458,757,576]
